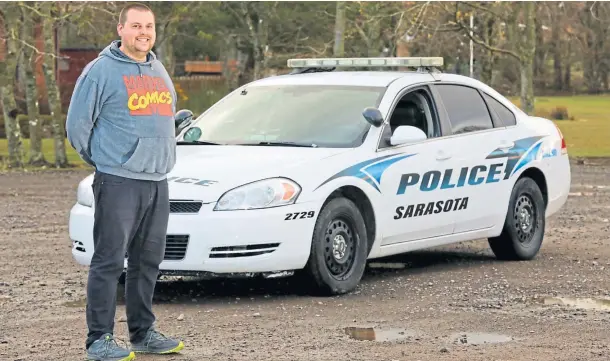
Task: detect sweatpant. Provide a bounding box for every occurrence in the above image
[85,171,169,349]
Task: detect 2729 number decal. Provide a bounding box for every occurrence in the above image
[285,211,315,220]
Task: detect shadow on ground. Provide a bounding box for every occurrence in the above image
[148,246,499,305]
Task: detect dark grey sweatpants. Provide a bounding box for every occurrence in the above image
[85,171,169,349]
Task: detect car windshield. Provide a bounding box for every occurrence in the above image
[179,84,386,148]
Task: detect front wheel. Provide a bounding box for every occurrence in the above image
[304,197,368,295]
[488,177,546,260]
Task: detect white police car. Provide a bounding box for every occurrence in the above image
[69,57,571,295]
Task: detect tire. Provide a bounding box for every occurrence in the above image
[488,177,546,260]
[303,197,368,295]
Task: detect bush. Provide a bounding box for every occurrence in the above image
[549,106,573,120]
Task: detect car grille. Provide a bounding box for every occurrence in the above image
[170,200,203,213]
[124,235,189,261]
[164,235,190,260]
[209,243,280,258]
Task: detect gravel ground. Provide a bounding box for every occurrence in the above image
[1,159,609,361]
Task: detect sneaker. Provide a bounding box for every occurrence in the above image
[86,333,135,361]
[131,329,184,354]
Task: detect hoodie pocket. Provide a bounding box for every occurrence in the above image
[121,137,176,174]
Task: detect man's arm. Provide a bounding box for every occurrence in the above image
[66,75,102,167]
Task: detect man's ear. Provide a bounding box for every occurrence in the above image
[117,23,123,36]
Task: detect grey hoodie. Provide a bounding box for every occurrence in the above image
[66,40,177,181]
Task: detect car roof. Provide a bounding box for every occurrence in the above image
[247,71,436,88]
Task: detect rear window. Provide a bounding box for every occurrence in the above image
[482,93,517,126]
[435,84,494,134]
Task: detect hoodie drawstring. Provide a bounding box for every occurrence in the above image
[136,62,153,77]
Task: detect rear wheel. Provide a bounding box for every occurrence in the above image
[488,177,545,260]
[304,197,368,295]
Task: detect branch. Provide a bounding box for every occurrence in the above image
[18,1,87,23]
[440,2,521,61]
[9,27,66,60]
[459,1,509,22]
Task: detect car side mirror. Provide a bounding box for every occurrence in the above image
[362,107,384,127]
[175,109,194,132]
[390,125,427,146]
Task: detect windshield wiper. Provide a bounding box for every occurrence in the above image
[244,141,318,148]
[177,140,222,145]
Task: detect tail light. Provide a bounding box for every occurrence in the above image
[554,123,567,155]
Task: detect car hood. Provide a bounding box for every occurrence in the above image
[164,145,350,202]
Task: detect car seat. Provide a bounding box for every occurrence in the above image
[389,100,427,135]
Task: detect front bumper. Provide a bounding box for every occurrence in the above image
[69,200,319,274]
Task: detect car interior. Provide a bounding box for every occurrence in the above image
[380,90,436,147]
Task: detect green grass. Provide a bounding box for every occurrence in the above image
[0,138,89,171]
[1,95,608,170]
[509,94,610,157]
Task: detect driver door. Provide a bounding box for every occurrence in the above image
[375,84,459,246]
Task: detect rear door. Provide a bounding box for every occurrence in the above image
[429,83,515,234]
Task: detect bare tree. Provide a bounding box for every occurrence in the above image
[40,2,68,167]
[0,3,24,168]
[443,2,537,114]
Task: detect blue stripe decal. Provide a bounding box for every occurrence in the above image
[315,153,416,193]
[486,136,544,179]
[512,141,543,176]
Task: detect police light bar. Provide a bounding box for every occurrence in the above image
[286,57,444,68]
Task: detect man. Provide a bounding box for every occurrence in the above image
[66,3,184,361]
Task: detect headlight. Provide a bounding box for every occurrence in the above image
[214,178,301,211]
[77,179,94,207]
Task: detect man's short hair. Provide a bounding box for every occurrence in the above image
[119,3,154,24]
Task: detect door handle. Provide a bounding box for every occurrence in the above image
[436,151,452,161]
[498,141,515,150]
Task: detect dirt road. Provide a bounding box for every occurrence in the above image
[1,159,609,361]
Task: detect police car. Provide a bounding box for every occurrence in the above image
[69,57,571,295]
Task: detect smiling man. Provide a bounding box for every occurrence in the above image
[66,3,182,361]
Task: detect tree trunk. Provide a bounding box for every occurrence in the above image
[0,5,24,168]
[519,2,536,115]
[534,16,546,91]
[551,6,563,91]
[564,42,571,90]
[20,15,47,166]
[155,23,175,76]
[41,5,68,167]
[333,1,345,57]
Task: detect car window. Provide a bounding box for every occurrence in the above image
[435,84,494,135]
[180,85,385,148]
[482,92,517,126]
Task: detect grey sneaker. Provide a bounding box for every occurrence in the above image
[131,329,184,354]
[86,333,135,361]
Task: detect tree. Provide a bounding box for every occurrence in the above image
[40,2,68,167]
[444,2,537,114]
[0,3,24,168]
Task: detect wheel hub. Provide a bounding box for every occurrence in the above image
[514,194,536,243]
[324,219,355,279]
[332,234,348,262]
[519,207,532,230]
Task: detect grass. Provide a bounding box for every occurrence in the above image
[509,94,610,158]
[0,138,89,171]
[1,94,608,170]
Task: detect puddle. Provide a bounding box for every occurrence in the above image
[451,332,513,345]
[542,296,610,311]
[344,327,415,342]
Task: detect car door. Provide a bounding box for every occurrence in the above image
[374,83,461,246]
[430,83,514,234]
